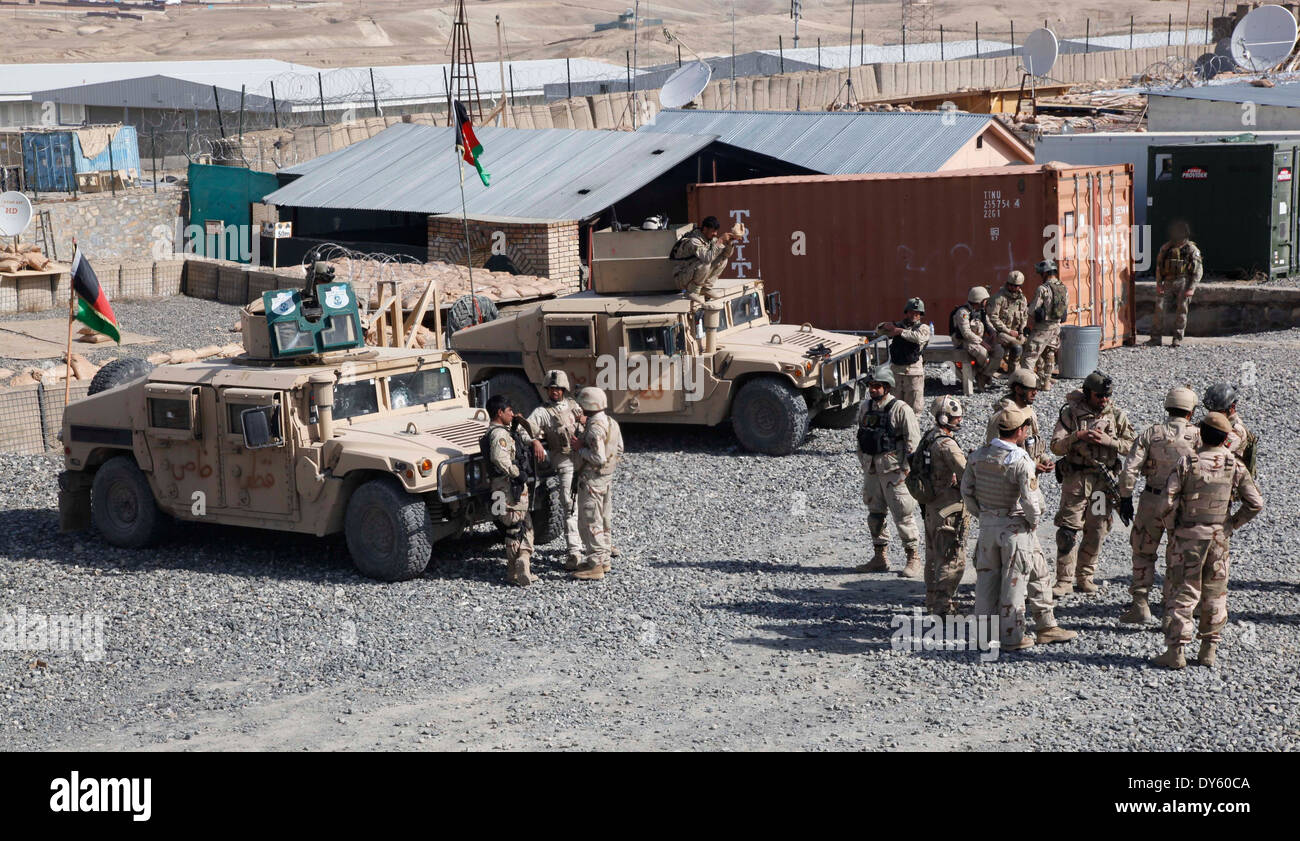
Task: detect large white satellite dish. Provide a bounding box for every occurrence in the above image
[0,191,33,237]
[660,60,711,109]
[1022,27,1060,77]
[1230,5,1298,71]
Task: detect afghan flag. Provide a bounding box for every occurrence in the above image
[454,100,490,187]
[70,247,121,344]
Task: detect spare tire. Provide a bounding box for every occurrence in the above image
[484,370,541,417]
[447,294,500,333]
[88,358,155,396]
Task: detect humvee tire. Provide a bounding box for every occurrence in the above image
[531,474,566,546]
[485,370,540,417]
[88,358,155,396]
[344,478,433,582]
[812,405,859,429]
[91,455,166,548]
[731,377,810,456]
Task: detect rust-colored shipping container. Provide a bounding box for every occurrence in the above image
[688,163,1135,349]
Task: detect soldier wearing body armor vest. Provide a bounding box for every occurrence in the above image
[877,297,931,417]
[912,396,970,615]
[1151,412,1263,669]
[1021,260,1069,390]
[961,405,1078,651]
[1049,370,1136,597]
[987,271,1029,372]
[983,370,1054,481]
[1149,220,1203,348]
[527,370,586,569]
[855,366,922,577]
[669,216,743,304]
[483,395,548,586]
[569,386,624,581]
[1202,383,1257,475]
[1117,386,1201,627]
[950,286,1000,391]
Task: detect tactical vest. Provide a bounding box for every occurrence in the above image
[1177,450,1235,526]
[1160,242,1197,280]
[670,232,702,261]
[1142,420,1199,491]
[906,428,942,504]
[969,446,1023,514]
[857,398,898,455]
[1035,278,1068,323]
[887,322,923,366]
[543,399,579,454]
[581,414,623,479]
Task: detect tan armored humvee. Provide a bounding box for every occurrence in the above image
[57,278,561,582]
[450,226,874,455]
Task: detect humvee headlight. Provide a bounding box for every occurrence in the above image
[418,458,434,476]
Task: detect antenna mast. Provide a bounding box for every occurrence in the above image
[448,0,483,125]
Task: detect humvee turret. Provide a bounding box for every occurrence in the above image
[451,226,873,455]
[57,274,560,582]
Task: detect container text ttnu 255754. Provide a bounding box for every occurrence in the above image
[687,163,1136,349]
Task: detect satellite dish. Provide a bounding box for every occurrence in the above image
[660,61,712,109]
[0,191,33,237]
[1022,27,1059,77]
[1230,5,1298,71]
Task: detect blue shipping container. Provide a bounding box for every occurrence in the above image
[21,126,141,192]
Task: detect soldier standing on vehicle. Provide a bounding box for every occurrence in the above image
[950,286,1000,391]
[1117,387,1201,627]
[1022,260,1069,390]
[1149,220,1203,348]
[569,387,624,581]
[484,395,548,587]
[1049,370,1136,597]
[1202,383,1256,473]
[1152,412,1263,669]
[669,216,743,304]
[961,405,1078,651]
[855,366,922,577]
[877,297,931,416]
[987,271,1029,373]
[911,396,969,615]
[527,370,586,570]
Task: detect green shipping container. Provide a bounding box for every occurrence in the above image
[1147,141,1299,280]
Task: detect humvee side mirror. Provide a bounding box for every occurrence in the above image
[470,381,490,408]
[765,291,782,324]
[241,405,284,449]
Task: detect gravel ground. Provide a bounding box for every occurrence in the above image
[1,305,1297,750]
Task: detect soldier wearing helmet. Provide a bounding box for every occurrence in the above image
[568,386,624,580]
[983,369,1052,475]
[986,270,1029,372]
[949,286,1000,391]
[1201,382,1255,472]
[1151,411,1263,669]
[527,370,586,569]
[1022,260,1068,390]
[855,366,922,576]
[1048,370,1136,597]
[961,404,1078,651]
[876,297,931,417]
[1116,386,1202,627]
[912,395,970,613]
[1149,219,1202,347]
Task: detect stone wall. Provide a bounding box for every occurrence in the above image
[1136,281,1300,336]
[32,186,185,264]
[427,216,583,295]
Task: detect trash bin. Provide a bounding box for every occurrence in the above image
[1058,325,1102,379]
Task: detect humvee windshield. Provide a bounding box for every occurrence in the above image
[335,377,380,420]
[728,292,764,327]
[389,368,455,408]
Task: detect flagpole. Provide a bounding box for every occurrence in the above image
[65,240,78,408]
[455,145,480,324]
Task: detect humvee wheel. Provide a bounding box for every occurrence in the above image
[484,371,540,416]
[731,377,810,455]
[91,455,166,548]
[344,478,433,582]
[88,358,154,396]
[531,475,567,546]
[813,404,860,429]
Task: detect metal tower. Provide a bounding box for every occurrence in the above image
[448,0,483,125]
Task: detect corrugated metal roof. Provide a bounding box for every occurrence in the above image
[1148,81,1300,109]
[640,109,1004,174]
[264,122,716,222]
[32,75,275,112]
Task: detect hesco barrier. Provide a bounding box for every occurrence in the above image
[1,260,188,314]
[0,379,90,455]
[688,162,1136,349]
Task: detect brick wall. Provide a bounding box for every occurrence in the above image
[427,216,583,294]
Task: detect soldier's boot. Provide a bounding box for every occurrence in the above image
[1146,335,1162,347]
[1119,595,1155,625]
[899,547,923,579]
[1152,644,1187,670]
[564,551,583,571]
[1197,640,1218,668]
[1075,553,1099,594]
[571,559,606,581]
[857,545,889,573]
[1004,636,1036,652]
[609,546,621,558]
[1170,337,1182,348]
[686,291,705,305]
[1035,625,1078,644]
[1051,578,1074,598]
[509,554,538,587]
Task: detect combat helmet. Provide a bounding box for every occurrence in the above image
[544,369,571,392]
[1006,270,1025,286]
[967,286,989,304]
[904,297,926,314]
[1010,369,1038,390]
[577,387,608,412]
[930,395,963,428]
[1202,383,1238,413]
[869,365,895,388]
[1035,259,1058,276]
[1164,386,1197,413]
[1082,370,1114,397]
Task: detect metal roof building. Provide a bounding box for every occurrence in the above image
[31,75,276,114]
[265,122,718,222]
[1146,80,1300,131]
[638,109,1033,174]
